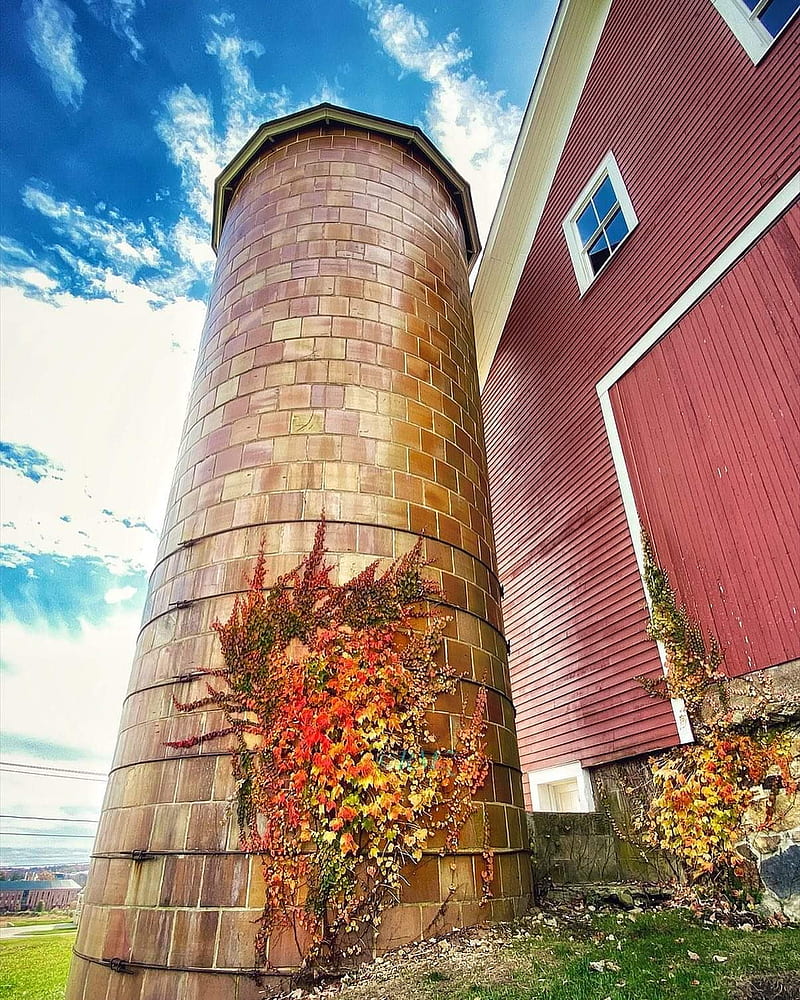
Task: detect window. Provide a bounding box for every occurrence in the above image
[529,762,596,813]
[563,151,638,294]
[711,0,799,62]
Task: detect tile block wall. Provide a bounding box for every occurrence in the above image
[67,117,530,999]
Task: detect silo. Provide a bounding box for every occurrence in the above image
[66,104,530,1000]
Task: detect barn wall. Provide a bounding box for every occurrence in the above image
[612,204,800,679]
[480,0,800,786]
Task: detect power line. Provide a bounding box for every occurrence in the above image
[0,768,106,783]
[1,814,98,824]
[0,766,106,783]
[1,760,106,774]
[0,831,96,839]
[0,760,107,777]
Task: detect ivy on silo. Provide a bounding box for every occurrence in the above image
[167,520,492,974]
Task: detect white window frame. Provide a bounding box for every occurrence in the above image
[529,762,596,812]
[710,0,800,64]
[563,150,638,295]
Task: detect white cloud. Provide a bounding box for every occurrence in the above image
[23,181,163,274]
[17,13,328,309]
[0,466,155,575]
[24,0,86,109]
[0,550,146,843]
[358,0,523,240]
[0,612,139,790]
[156,21,296,225]
[309,77,346,107]
[83,0,144,60]
[156,86,221,222]
[0,244,60,298]
[0,282,205,573]
[171,214,217,272]
[17,181,215,302]
[104,585,138,604]
[1,235,41,265]
[367,5,470,78]
[1,764,106,860]
[12,267,57,292]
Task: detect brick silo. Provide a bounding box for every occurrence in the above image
[66,105,531,1000]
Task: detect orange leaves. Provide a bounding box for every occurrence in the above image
[640,533,798,889]
[168,523,490,970]
[339,832,358,856]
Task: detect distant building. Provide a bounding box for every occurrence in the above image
[472,0,799,810]
[0,878,81,912]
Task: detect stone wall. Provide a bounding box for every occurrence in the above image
[591,731,800,921]
[742,724,800,922]
[591,756,682,884]
[526,809,677,888]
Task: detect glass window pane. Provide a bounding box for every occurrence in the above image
[605,209,630,252]
[588,234,610,274]
[576,203,599,245]
[592,176,617,222]
[759,0,800,36]
[740,0,760,9]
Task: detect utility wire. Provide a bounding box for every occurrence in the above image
[0,766,106,783]
[0,814,98,824]
[0,760,107,777]
[0,831,96,839]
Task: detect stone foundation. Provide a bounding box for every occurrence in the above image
[591,756,682,884]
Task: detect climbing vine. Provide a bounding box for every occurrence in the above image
[167,521,490,972]
[639,533,798,887]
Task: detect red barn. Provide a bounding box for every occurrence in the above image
[0,878,80,912]
[472,0,799,811]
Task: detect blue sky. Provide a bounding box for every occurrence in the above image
[0,0,556,856]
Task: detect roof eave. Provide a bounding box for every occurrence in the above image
[470,0,613,385]
[211,103,481,270]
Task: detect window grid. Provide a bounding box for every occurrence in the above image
[743,0,799,36]
[562,150,638,294]
[711,0,799,62]
[576,178,629,275]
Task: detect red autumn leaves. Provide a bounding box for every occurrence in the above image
[168,521,490,968]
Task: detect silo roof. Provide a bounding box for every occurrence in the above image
[211,102,481,269]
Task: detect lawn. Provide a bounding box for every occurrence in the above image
[0,912,74,928]
[0,911,797,999]
[503,911,799,1000]
[326,909,800,1000]
[0,930,75,1000]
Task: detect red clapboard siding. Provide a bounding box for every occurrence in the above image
[612,207,800,678]
[481,0,800,787]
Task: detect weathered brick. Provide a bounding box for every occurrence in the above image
[72,114,528,999]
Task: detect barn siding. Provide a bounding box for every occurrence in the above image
[612,206,800,678]
[481,0,800,787]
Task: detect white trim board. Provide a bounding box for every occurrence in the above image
[709,0,799,64]
[471,0,613,387]
[562,149,639,294]
[529,761,596,812]
[596,174,799,745]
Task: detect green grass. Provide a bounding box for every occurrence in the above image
[511,910,799,1000]
[0,931,75,1000]
[23,927,76,937]
[334,910,800,1000]
[441,911,797,1000]
[0,913,73,928]
[0,912,797,999]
